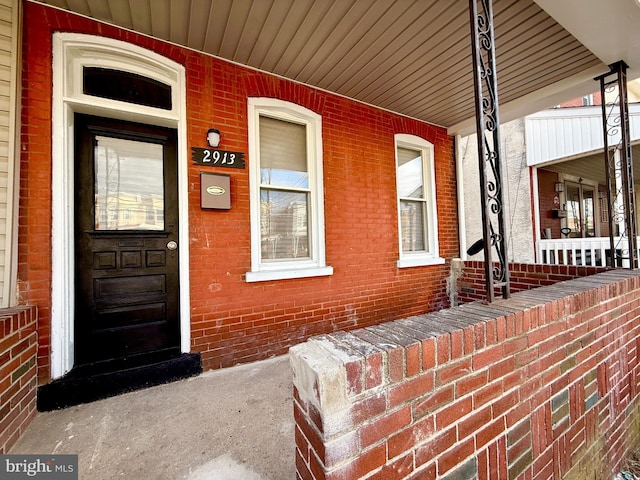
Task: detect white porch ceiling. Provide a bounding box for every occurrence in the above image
[33,0,630,135]
[542,144,640,188]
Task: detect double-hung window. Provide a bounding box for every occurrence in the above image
[246,98,332,282]
[395,134,443,267]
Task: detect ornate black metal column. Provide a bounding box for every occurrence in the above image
[468,0,510,301]
[598,61,637,269]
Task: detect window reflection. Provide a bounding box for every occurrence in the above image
[260,190,309,260]
[94,136,164,230]
[565,181,595,238]
[397,147,424,198]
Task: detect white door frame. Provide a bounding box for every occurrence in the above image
[51,33,191,378]
[558,173,600,237]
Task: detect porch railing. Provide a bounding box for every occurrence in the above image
[537,237,640,267]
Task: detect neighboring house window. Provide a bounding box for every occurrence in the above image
[246,98,332,282]
[395,134,443,268]
[581,94,594,106]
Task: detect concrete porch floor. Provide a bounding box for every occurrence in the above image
[9,355,295,479]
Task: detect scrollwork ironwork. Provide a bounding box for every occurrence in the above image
[599,61,637,269]
[469,0,510,301]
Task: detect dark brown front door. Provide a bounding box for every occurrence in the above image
[74,114,180,368]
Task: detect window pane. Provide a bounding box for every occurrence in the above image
[260,116,309,188]
[565,182,581,237]
[94,136,164,230]
[582,186,595,237]
[260,189,309,260]
[397,147,423,198]
[83,67,172,110]
[400,200,425,252]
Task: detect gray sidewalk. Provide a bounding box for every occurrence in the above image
[10,356,295,480]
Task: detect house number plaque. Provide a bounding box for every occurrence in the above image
[191,147,245,169]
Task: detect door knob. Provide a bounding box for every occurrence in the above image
[167,241,178,250]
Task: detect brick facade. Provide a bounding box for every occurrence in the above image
[291,269,640,479]
[537,168,562,239]
[0,306,38,453]
[20,3,458,381]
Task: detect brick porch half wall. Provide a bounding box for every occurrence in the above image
[290,269,640,480]
[0,306,38,453]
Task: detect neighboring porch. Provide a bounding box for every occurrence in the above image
[528,101,640,268]
[538,236,640,268]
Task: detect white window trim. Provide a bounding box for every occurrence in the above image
[246,98,332,282]
[395,133,444,268]
[51,33,190,378]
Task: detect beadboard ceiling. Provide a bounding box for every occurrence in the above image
[543,144,640,187]
[32,0,626,134]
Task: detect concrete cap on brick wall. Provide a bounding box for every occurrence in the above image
[290,340,350,414]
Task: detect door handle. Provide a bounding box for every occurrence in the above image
[167,241,178,250]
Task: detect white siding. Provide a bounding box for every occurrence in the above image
[525,104,640,166]
[0,0,20,307]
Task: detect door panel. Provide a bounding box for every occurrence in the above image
[74,114,180,368]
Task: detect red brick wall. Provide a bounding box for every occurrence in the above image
[537,168,562,239]
[456,261,610,304]
[291,270,640,479]
[20,4,458,380]
[0,306,38,453]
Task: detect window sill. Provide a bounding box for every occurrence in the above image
[246,265,334,283]
[397,256,445,268]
